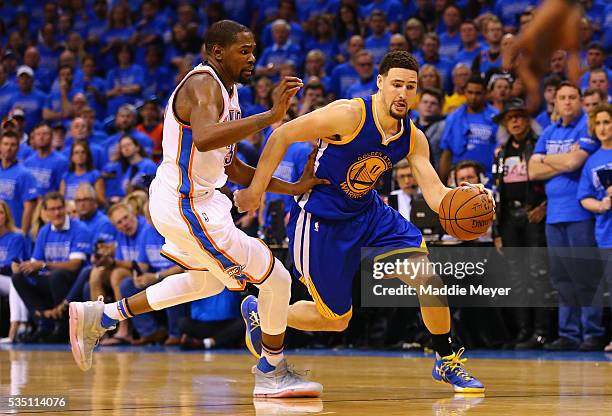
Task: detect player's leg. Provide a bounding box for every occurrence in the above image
[287,301,352,332]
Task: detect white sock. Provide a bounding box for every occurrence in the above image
[103,301,126,321]
[203,338,215,349]
[262,344,285,367]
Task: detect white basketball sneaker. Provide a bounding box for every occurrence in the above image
[69,297,111,371]
[253,359,323,398]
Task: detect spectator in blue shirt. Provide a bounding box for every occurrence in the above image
[364,10,391,65]
[0,200,30,343]
[576,104,612,351]
[100,4,136,69]
[438,4,463,62]
[586,68,611,101]
[120,202,186,345]
[133,0,167,63]
[255,19,304,83]
[330,35,363,98]
[85,0,109,60]
[360,0,403,33]
[536,75,562,131]
[79,55,107,121]
[12,192,92,342]
[528,82,605,352]
[37,23,61,76]
[579,43,612,94]
[141,44,173,101]
[261,0,305,49]
[419,33,454,93]
[104,104,153,162]
[43,65,81,125]
[24,123,69,195]
[439,76,498,183]
[305,15,340,73]
[90,202,146,345]
[60,142,104,203]
[494,0,537,33]
[11,66,47,133]
[2,50,18,83]
[303,50,332,95]
[0,132,38,233]
[345,50,378,99]
[454,21,482,67]
[63,117,106,171]
[74,183,115,244]
[106,44,144,117]
[472,18,503,78]
[0,65,16,116]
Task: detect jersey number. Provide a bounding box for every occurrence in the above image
[224,145,235,166]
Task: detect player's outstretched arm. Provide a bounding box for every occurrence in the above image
[183,74,302,152]
[225,149,329,195]
[407,129,494,213]
[233,99,360,212]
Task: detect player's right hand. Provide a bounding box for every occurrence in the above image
[270,76,303,122]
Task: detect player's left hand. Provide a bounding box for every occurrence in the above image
[292,147,330,196]
[234,188,262,213]
[459,182,495,208]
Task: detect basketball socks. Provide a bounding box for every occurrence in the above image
[431,332,453,358]
[100,299,133,329]
[257,342,285,373]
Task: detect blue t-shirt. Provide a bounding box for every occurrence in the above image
[494,0,538,28]
[44,88,82,123]
[32,218,92,263]
[38,44,61,74]
[346,77,378,99]
[61,170,101,201]
[115,216,147,261]
[0,162,39,228]
[535,111,552,131]
[440,105,498,176]
[533,113,594,224]
[256,43,304,83]
[0,231,30,266]
[262,21,305,50]
[62,138,107,170]
[24,151,69,195]
[81,209,116,244]
[360,0,403,24]
[577,147,612,248]
[330,62,360,99]
[454,46,482,68]
[105,64,145,115]
[10,89,47,133]
[305,39,339,73]
[580,68,612,97]
[81,76,107,120]
[364,32,392,64]
[104,130,154,161]
[439,32,462,62]
[0,81,17,116]
[142,66,173,100]
[120,158,157,194]
[137,225,173,272]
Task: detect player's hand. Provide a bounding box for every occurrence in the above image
[270,76,303,123]
[459,182,495,208]
[291,147,330,195]
[233,188,262,213]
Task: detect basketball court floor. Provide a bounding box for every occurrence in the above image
[1,345,611,415]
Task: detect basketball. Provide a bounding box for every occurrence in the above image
[439,186,495,240]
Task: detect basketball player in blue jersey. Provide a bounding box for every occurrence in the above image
[235,51,491,393]
[68,20,325,398]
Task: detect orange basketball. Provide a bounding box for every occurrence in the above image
[439,186,495,240]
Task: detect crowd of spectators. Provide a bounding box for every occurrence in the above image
[0,0,610,353]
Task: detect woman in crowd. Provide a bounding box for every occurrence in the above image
[60,142,104,204]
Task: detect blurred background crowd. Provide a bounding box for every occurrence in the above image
[0,0,610,354]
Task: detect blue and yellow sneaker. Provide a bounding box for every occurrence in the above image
[241,295,262,358]
[432,347,485,393]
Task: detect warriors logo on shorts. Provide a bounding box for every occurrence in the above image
[340,152,392,199]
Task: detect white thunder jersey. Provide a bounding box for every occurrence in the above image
[157,63,241,198]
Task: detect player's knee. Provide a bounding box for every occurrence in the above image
[188,270,224,297]
[326,312,352,331]
[258,259,291,294]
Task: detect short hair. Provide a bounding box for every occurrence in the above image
[379,51,419,76]
[370,10,387,21]
[303,81,325,96]
[204,20,251,52]
[583,88,606,102]
[42,191,65,209]
[542,74,562,90]
[31,121,52,133]
[107,202,133,219]
[75,182,97,200]
[589,68,609,82]
[355,50,373,61]
[423,32,440,45]
[420,87,444,106]
[586,42,605,53]
[555,81,581,97]
[465,75,485,89]
[1,130,18,141]
[453,160,484,183]
[393,159,410,170]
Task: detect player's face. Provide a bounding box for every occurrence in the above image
[379,68,418,120]
[594,111,611,143]
[225,31,256,84]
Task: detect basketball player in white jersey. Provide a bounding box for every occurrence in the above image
[68,20,324,398]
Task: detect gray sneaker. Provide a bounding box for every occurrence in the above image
[69,297,111,371]
[253,359,323,398]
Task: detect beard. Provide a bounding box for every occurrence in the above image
[238,72,252,84]
[389,105,407,120]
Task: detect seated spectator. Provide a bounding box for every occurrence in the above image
[472,17,503,77]
[12,192,91,343]
[165,23,201,70]
[439,76,498,183]
[415,64,442,108]
[10,66,46,133]
[79,55,107,121]
[179,290,246,351]
[120,201,186,345]
[330,35,363,99]
[262,0,304,48]
[389,160,419,221]
[133,0,168,59]
[583,88,606,116]
[243,77,273,117]
[0,201,29,343]
[2,113,32,161]
[389,34,410,53]
[549,49,568,80]
[364,10,392,65]
[99,4,136,69]
[305,15,340,73]
[443,63,470,114]
[142,45,173,103]
[0,131,39,233]
[576,104,611,351]
[76,106,107,145]
[255,19,303,83]
[438,4,463,62]
[24,122,69,195]
[104,104,153,161]
[418,33,454,93]
[360,0,403,33]
[494,0,537,34]
[536,75,562,131]
[63,117,106,170]
[0,65,17,117]
[90,202,147,345]
[414,88,446,169]
[335,4,363,58]
[297,81,326,117]
[303,50,332,96]
[60,142,104,203]
[403,18,425,53]
[587,69,610,102]
[105,44,144,117]
[580,42,612,96]
[454,21,482,68]
[43,65,82,125]
[487,73,512,112]
[136,99,164,163]
[345,50,377,99]
[37,23,61,78]
[103,135,157,203]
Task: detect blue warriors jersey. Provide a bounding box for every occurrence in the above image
[299,94,416,220]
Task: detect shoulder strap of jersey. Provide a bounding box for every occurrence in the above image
[321,97,367,146]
